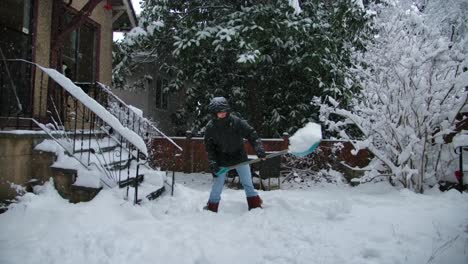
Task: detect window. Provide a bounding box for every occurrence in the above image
[0,0,32,36]
[62,11,97,93]
[155,78,168,110]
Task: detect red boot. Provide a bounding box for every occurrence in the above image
[203,202,219,213]
[247,195,263,210]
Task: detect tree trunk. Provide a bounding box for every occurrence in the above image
[246,79,265,137]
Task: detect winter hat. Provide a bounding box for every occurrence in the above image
[208,97,230,113]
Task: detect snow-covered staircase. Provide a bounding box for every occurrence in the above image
[34,123,168,204]
[26,62,182,204]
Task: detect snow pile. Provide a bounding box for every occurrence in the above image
[35,139,64,154]
[35,139,103,188]
[288,122,322,154]
[34,139,163,190]
[74,170,102,189]
[0,176,467,264]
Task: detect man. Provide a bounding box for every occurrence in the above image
[203,97,266,213]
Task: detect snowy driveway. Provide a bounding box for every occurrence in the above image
[1,173,467,264]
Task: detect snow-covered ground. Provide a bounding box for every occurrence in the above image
[1,173,467,264]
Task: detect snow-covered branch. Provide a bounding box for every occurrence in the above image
[316,0,468,192]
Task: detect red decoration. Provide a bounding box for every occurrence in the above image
[455,170,463,183]
[104,0,112,10]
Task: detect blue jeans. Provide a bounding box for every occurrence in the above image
[208,164,258,203]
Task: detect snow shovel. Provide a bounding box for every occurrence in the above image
[215,122,322,176]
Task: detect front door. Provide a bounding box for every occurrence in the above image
[60,10,99,129]
[0,0,34,119]
[62,11,98,94]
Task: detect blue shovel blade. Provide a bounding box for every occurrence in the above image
[214,141,321,176]
[215,167,229,176]
[290,141,321,157]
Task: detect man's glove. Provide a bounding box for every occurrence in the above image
[257,151,267,160]
[209,163,220,176]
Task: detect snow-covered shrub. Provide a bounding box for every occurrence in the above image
[316,0,468,192]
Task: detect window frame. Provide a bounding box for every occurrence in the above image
[155,78,169,110]
[61,5,101,91]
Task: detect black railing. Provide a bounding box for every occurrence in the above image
[96,82,183,152]
[454,146,467,190]
[1,59,157,204]
[0,59,34,129]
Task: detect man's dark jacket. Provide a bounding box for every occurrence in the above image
[204,114,266,169]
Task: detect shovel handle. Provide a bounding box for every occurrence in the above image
[213,140,321,176]
[215,150,289,176]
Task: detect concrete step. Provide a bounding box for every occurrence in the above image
[118,174,144,188]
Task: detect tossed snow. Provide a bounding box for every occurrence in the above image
[38,66,148,156]
[288,122,322,153]
[1,175,467,264]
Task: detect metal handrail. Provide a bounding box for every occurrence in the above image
[1,59,174,203]
[95,82,183,152]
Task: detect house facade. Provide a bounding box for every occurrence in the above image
[114,60,189,136]
[0,0,137,203]
[0,0,136,127]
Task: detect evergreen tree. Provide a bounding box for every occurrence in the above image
[114,0,370,137]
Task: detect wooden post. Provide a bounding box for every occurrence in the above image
[184,130,193,173]
[282,132,289,149]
